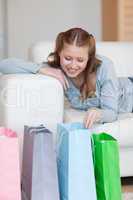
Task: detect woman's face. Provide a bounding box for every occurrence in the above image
[59,43,89,78]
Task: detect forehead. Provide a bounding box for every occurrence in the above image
[61,43,89,56]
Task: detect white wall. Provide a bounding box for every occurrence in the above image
[0,0,7,58]
[7,0,102,59]
[0,0,4,58]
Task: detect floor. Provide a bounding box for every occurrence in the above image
[122,177,133,192]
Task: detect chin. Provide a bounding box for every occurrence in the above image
[65,71,81,78]
[67,73,79,78]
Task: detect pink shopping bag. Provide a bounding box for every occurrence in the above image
[0,127,21,200]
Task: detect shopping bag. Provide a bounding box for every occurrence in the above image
[21,125,59,200]
[56,122,97,200]
[92,132,122,200]
[0,127,21,200]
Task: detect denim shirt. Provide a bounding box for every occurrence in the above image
[65,55,133,123]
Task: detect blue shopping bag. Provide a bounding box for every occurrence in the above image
[56,122,97,200]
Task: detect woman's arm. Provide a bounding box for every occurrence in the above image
[97,79,118,123]
[86,57,119,125]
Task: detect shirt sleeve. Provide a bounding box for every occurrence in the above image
[95,56,119,123]
[0,58,42,74]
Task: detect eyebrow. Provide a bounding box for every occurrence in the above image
[64,55,85,59]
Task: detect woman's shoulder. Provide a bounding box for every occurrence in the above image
[96,54,117,81]
[96,54,114,70]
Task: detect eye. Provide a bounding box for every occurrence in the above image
[77,58,84,63]
[65,57,71,61]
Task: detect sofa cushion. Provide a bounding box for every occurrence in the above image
[96,42,133,77]
[64,100,133,147]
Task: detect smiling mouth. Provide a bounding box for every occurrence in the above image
[68,69,77,73]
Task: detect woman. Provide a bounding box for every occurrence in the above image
[0,27,133,128]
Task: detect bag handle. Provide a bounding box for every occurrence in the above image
[91,134,96,167]
[27,125,52,135]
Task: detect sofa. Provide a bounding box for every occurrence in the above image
[0,41,133,177]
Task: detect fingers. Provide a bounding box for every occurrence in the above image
[86,114,96,128]
[63,74,69,89]
[59,72,69,91]
[60,77,68,90]
[84,110,97,129]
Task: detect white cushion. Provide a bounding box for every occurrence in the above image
[120,148,133,176]
[0,74,64,136]
[30,41,55,63]
[96,42,133,77]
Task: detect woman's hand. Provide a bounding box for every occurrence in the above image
[39,67,69,90]
[83,108,101,128]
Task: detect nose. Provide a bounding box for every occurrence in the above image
[70,60,78,69]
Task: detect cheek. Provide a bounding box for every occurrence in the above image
[79,62,87,71]
[60,58,71,66]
